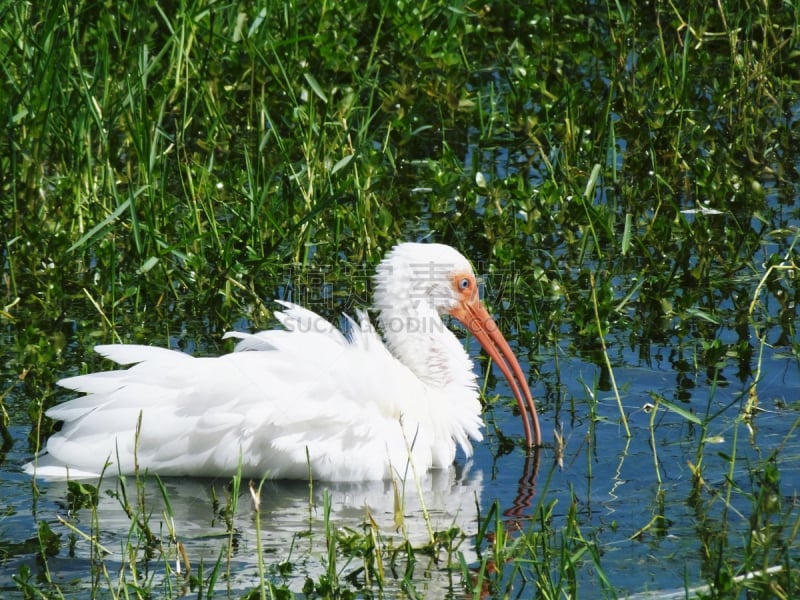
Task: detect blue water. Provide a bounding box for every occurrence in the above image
[1,324,797,598]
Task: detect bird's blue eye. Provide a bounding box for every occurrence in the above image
[459,278,470,290]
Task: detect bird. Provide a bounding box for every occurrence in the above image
[26,243,542,481]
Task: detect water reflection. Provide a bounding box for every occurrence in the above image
[15,449,547,597]
[32,464,489,596]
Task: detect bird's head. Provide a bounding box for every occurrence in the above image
[374,242,542,448]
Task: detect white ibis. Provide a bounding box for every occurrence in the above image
[26,243,542,481]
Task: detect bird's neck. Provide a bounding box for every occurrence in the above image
[377,302,475,391]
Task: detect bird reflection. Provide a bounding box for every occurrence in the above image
[35,453,542,598]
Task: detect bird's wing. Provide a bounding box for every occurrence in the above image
[32,305,479,481]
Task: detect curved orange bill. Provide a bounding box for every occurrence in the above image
[451,296,542,448]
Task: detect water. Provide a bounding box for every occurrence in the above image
[1,320,797,597]
[2,195,798,596]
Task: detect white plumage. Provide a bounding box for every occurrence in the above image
[26,243,541,481]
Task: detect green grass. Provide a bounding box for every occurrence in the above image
[2,0,800,597]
